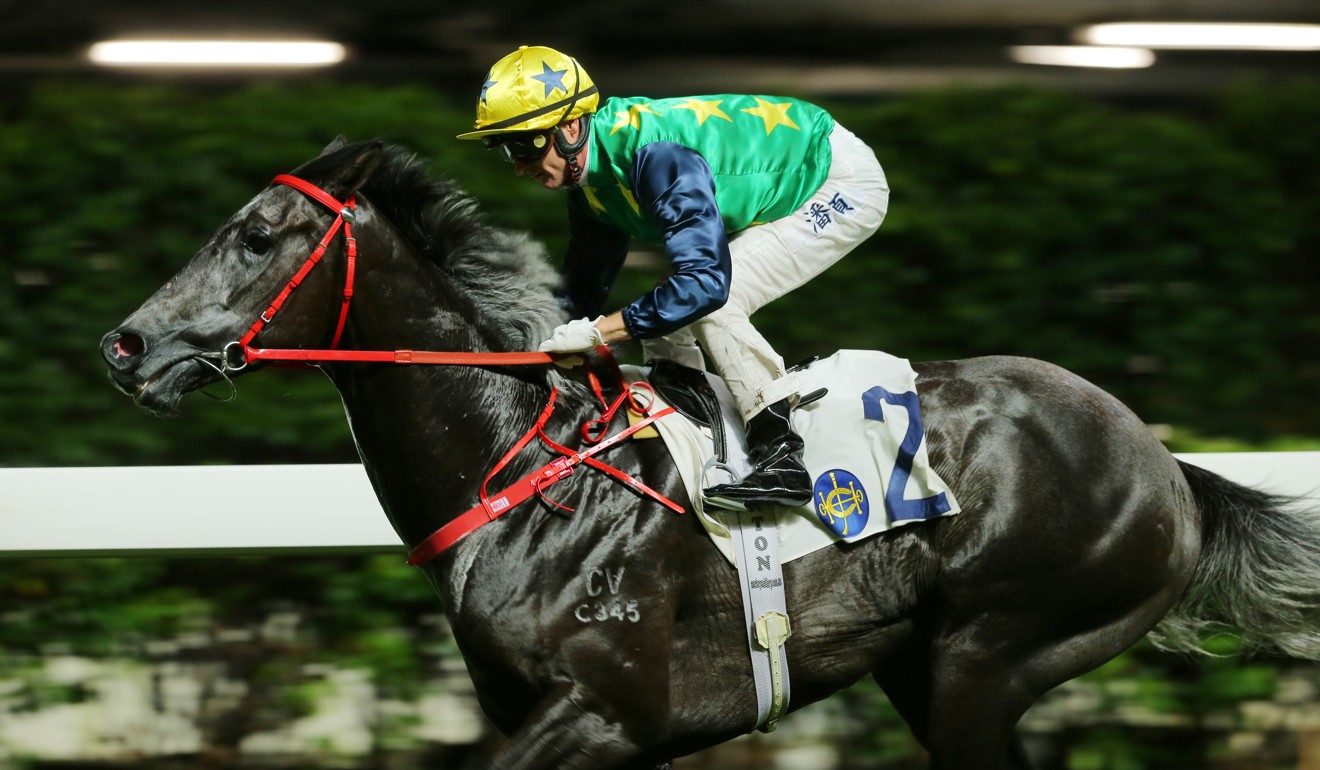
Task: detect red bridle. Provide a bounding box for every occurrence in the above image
[214,173,683,566]
[221,174,559,371]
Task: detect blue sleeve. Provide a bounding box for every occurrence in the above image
[619,142,732,339]
[559,191,631,319]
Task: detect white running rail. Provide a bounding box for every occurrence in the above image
[2,454,1318,558]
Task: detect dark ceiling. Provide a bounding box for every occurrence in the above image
[2,0,1318,103]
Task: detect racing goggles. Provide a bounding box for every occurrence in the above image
[483,131,554,163]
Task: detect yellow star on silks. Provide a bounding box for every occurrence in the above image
[741,97,800,135]
[581,185,606,215]
[673,98,732,126]
[611,103,662,134]
[616,180,641,215]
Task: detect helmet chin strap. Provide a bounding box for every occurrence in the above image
[553,114,592,189]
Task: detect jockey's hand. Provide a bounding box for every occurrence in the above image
[538,317,605,353]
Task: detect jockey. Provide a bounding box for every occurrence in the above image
[458,45,889,510]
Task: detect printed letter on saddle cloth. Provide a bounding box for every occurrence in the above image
[624,349,961,731]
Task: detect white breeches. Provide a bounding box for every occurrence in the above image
[641,123,889,422]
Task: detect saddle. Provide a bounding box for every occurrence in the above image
[647,358,730,462]
[627,349,962,566]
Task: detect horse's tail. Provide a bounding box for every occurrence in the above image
[1151,460,1320,659]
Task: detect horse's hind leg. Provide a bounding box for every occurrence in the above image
[902,523,1193,770]
[917,659,1038,770]
[919,584,1186,770]
[875,653,1034,770]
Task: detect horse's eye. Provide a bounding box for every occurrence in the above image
[243,231,273,257]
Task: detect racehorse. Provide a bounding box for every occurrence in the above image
[100,139,1320,769]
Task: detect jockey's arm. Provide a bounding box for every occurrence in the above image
[613,142,731,341]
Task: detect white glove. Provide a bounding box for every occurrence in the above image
[537,317,605,353]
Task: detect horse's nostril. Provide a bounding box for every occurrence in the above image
[102,330,147,370]
[114,334,145,358]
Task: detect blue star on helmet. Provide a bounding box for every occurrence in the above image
[530,62,568,98]
[479,75,497,105]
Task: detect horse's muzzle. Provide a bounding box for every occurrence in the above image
[100,326,162,399]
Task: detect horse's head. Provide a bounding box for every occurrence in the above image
[101,138,383,415]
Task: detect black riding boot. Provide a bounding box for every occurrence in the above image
[703,398,812,509]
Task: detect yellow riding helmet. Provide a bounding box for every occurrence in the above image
[456,46,599,141]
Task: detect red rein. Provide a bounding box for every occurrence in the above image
[233,174,683,568]
[406,377,683,567]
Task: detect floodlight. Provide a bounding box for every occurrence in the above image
[1080,23,1320,50]
[1009,45,1156,69]
[89,40,347,67]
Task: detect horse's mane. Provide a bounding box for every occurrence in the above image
[349,143,566,347]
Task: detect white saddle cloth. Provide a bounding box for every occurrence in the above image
[626,349,961,565]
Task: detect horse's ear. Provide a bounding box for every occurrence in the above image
[324,141,384,200]
[290,139,384,199]
[319,136,350,156]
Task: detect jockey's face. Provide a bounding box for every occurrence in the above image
[513,120,585,191]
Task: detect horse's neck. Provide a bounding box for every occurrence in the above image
[321,220,571,550]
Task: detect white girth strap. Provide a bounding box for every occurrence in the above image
[729,509,792,731]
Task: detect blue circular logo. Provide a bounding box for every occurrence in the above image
[813,469,869,537]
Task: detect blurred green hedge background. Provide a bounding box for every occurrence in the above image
[2,78,1320,769]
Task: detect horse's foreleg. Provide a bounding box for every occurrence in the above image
[486,684,648,770]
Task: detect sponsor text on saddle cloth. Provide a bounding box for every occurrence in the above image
[632,349,961,563]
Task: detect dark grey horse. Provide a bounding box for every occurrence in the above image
[101,139,1320,769]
